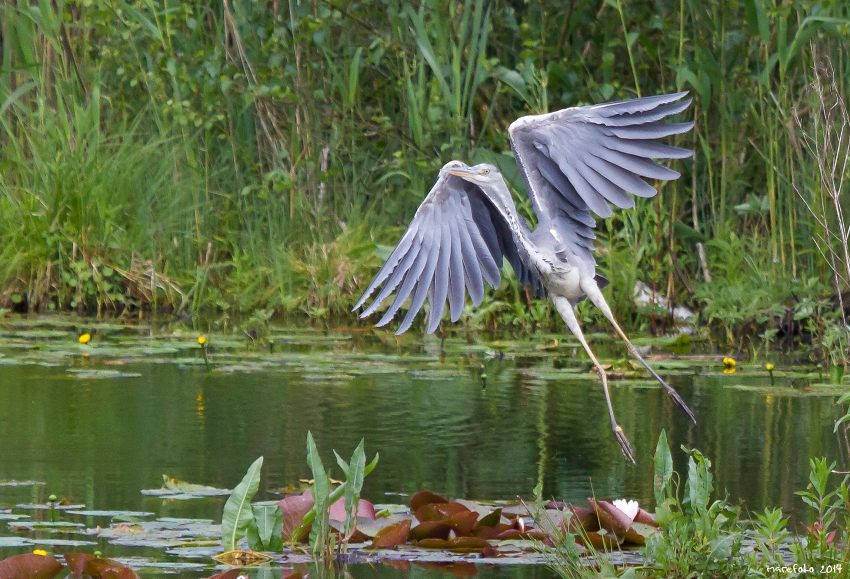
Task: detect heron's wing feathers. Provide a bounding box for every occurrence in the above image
[354,173,540,335]
[509,91,692,262]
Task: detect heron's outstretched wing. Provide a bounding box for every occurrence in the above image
[354,171,542,335]
[509,91,693,263]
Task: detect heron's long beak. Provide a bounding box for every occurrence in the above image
[443,169,473,177]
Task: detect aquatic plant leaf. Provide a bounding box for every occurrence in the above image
[328,497,376,522]
[0,554,64,579]
[623,522,657,545]
[414,502,469,523]
[0,537,33,547]
[633,508,657,527]
[476,508,502,529]
[162,475,228,493]
[67,510,155,519]
[65,553,140,579]
[305,432,330,554]
[221,456,264,552]
[371,519,411,548]
[357,515,413,538]
[444,511,479,535]
[587,499,632,537]
[576,531,620,550]
[16,502,86,510]
[653,429,673,505]
[211,550,273,565]
[9,521,84,531]
[278,493,313,542]
[32,540,98,547]
[247,504,283,552]
[408,521,452,541]
[409,490,448,512]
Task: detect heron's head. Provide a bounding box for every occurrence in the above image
[441,162,501,185]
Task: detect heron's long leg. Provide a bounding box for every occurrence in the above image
[551,295,635,464]
[580,279,697,424]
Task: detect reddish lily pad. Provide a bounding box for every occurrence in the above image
[64,553,140,579]
[576,531,620,550]
[357,515,413,538]
[414,502,469,523]
[415,536,492,553]
[278,492,314,542]
[0,554,64,579]
[623,522,659,545]
[588,499,632,538]
[443,510,479,535]
[328,497,376,521]
[476,508,502,529]
[408,521,452,541]
[634,508,658,527]
[409,491,448,512]
[371,519,411,548]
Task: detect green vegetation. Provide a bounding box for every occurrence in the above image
[1,0,850,354]
[543,427,850,578]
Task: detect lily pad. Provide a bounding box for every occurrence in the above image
[15,503,86,511]
[31,539,99,547]
[0,537,33,547]
[8,521,85,531]
[67,510,155,519]
[0,480,46,487]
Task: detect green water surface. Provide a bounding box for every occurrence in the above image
[0,318,844,577]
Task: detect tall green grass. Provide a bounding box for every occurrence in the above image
[1,0,849,350]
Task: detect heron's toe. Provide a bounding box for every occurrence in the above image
[665,387,697,424]
[613,425,636,465]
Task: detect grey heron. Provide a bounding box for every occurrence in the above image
[354,92,696,463]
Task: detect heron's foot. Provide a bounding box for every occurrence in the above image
[663,385,697,424]
[613,425,636,465]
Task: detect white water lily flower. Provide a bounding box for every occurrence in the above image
[612,499,639,522]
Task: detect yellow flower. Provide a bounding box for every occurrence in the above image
[765,363,775,371]
[32,549,48,556]
[723,367,737,374]
[78,333,91,344]
[197,336,207,345]
[722,357,736,368]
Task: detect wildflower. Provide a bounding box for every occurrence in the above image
[32,549,48,556]
[722,357,736,368]
[198,336,207,346]
[765,363,774,371]
[612,499,639,522]
[79,333,91,344]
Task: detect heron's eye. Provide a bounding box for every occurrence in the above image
[483,168,490,174]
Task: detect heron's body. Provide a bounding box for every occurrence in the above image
[355,92,697,463]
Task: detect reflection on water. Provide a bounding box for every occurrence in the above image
[0,325,844,577]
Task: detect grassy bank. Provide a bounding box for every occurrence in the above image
[1,0,849,353]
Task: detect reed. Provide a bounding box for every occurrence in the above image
[0,0,848,346]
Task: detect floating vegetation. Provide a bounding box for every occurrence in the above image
[66,510,156,519]
[139,476,231,499]
[0,480,46,487]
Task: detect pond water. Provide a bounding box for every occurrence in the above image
[0,316,845,578]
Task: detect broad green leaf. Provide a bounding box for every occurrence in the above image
[221,456,264,551]
[653,430,673,505]
[247,504,283,552]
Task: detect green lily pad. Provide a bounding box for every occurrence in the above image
[0,536,33,547]
[67,510,155,518]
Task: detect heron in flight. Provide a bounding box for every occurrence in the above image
[354,92,696,463]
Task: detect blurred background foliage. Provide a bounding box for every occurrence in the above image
[1,0,850,352]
